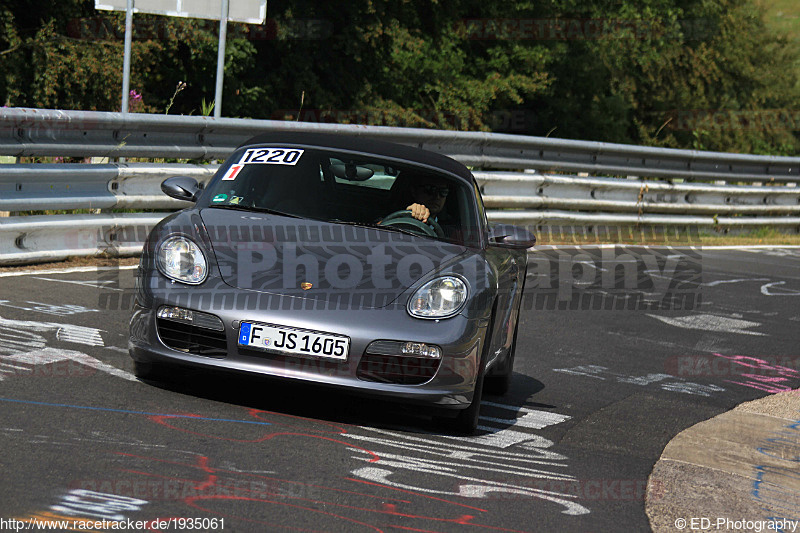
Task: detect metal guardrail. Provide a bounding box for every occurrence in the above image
[0,163,217,211]
[2,107,800,182]
[0,213,167,264]
[0,108,799,265]
[2,163,797,216]
[1,164,798,265]
[476,172,800,215]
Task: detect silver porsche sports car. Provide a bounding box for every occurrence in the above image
[129,132,534,433]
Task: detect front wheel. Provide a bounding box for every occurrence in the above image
[485,265,526,396]
[133,360,170,382]
[484,316,519,396]
[446,371,485,434]
[438,318,492,435]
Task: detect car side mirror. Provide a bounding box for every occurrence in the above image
[162,176,203,202]
[488,224,536,250]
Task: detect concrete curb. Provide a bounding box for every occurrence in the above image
[646,389,800,531]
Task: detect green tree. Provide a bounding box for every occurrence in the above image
[529,0,800,154]
[0,0,796,155]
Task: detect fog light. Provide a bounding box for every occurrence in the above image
[402,342,441,358]
[157,306,224,331]
[158,306,193,322]
[365,340,442,359]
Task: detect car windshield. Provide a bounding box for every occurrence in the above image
[201,146,481,247]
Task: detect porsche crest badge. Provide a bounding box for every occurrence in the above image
[301,282,313,290]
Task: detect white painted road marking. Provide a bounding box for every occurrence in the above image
[0,300,101,317]
[704,278,771,287]
[553,365,728,396]
[346,411,590,516]
[0,314,136,381]
[56,327,104,346]
[647,314,767,336]
[761,281,800,296]
[1,347,136,382]
[31,277,126,291]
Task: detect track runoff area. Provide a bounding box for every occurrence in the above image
[0,245,797,531]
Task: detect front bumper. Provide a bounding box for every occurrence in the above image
[129,287,486,409]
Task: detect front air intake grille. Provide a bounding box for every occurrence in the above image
[356,354,440,385]
[156,318,228,357]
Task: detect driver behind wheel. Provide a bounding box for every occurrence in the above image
[377,173,463,242]
[388,175,450,224]
[406,177,450,224]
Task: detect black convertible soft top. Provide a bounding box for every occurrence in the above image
[239,131,473,182]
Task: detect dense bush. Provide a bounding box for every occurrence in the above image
[0,0,797,154]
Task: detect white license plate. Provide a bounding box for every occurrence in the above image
[238,322,349,360]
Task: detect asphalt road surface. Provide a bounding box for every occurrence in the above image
[0,246,798,532]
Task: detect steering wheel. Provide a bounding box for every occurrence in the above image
[380,210,444,238]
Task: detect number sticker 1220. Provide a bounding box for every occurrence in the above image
[238,148,305,165]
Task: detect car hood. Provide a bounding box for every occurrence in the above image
[199,208,470,308]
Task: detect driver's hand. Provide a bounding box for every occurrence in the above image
[406,203,430,223]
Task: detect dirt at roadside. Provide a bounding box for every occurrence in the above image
[0,256,140,273]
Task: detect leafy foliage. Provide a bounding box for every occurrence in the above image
[0,0,797,154]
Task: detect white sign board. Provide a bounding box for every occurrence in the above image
[95,0,266,24]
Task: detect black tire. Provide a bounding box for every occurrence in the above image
[484,333,516,396]
[485,266,526,396]
[438,309,495,435]
[133,360,170,382]
[447,370,485,435]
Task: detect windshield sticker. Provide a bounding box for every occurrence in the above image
[221,164,244,181]
[238,148,305,166]
[211,194,228,202]
[230,196,243,205]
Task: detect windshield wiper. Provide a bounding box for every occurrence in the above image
[327,218,424,237]
[209,204,301,218]
[327,219,380,228]
[377,225,438,239]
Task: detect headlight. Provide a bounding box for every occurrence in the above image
[157,236,208,285]
[407,276,468,319]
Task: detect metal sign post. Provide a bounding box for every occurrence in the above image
[120,0,134,113]
[96,0,266,117]
[214,0,229,118]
